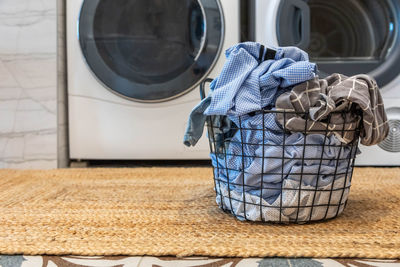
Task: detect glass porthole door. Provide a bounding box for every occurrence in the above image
[277,0,400,87]
[79,0,224,102]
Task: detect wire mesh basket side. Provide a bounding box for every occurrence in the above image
[205,108,361,224]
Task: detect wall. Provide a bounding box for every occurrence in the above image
[0,0,57,168]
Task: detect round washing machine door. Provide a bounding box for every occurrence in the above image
[277,0,400,87]
[78,0,224,102]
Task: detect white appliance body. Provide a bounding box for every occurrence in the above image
[254,0,400,165]
[67,0,240,159]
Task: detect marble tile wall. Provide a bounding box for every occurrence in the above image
[0,0,57,168]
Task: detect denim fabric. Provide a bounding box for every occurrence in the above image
[211,113,356,206]
[183,97,211,147]
[183,96,235,151]
[183,42,316,147]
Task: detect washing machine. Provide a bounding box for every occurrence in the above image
[252,0,400,165]
[67,0,240,160]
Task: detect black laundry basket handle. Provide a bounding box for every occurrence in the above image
[200,78,214,100]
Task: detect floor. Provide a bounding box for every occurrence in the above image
[0,255,399,267]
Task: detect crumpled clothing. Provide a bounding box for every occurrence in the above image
[182,43,362,223]
[183,42,317,147]
[275,73,389,145]
[215,175,350,223]
[210,112,357,206]
[205,43,317,116]
[183,97,234,148]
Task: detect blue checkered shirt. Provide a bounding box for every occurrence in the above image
[184,42,317,147]
[204,42,316,116]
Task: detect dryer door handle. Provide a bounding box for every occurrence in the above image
[200,78,213,100]
[277,0,310,50]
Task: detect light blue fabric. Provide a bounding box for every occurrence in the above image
[205,43,316,116]
[183,96,236,150]
[183,97,212,147]
[183,42,317,147]
[211,112,357,205]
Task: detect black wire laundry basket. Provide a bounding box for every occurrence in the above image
[200,78,362,224]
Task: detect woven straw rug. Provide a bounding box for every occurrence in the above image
[0,167,399,258]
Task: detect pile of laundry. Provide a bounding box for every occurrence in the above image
[183,42,389,223]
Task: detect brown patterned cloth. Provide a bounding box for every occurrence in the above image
[275,73,389,145]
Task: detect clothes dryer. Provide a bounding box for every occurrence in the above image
[67,0,240,160]
[252,0,400,165]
